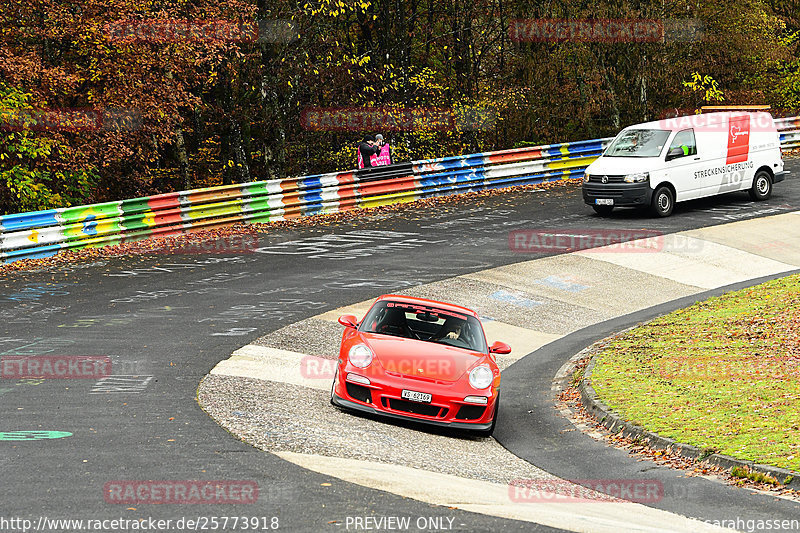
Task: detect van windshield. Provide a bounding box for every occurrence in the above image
[604,129,670,158]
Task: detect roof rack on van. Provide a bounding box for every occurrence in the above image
[700,105,771,112]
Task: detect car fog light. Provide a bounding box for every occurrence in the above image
[346,373,371,385]
[464,395,488,405]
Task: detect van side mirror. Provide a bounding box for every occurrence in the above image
[665,147,684,161]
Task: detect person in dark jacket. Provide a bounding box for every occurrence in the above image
[357,135,380,168]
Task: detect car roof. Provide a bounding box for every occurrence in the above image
[626,111,774,132]
[375,294,479,318]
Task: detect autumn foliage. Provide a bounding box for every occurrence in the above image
[1,0,798,214]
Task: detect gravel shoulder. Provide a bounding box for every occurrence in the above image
[198,374,551,486]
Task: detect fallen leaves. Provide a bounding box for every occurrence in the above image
[0,177,580,276]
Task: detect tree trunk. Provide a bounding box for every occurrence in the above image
[221,128,232,186]
[257,0,289,180]
[641,53,648,122]
[598,55,621,130]
[174,126,190,190]
[228,118,251,184]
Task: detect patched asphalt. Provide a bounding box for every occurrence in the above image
[1,166,799,531]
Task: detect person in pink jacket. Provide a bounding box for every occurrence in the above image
[373,134,392,166]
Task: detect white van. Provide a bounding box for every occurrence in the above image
[582,112,788,217]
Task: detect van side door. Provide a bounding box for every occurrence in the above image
[664,129,701,200]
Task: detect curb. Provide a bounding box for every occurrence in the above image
[577,354,800,489]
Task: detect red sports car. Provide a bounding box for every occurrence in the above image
[330,295,510,436]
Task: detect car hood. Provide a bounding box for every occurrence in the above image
[360,333,486,381]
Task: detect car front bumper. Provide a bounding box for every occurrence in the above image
[331,393,494,431]
[332,369,497,431]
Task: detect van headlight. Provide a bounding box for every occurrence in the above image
[583,173,591,183]
[623,172,649,183]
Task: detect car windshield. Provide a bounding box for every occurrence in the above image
[604,129,670,158]
[359,301,487,352]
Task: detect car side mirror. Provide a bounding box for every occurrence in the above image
[338,315,358,328]
[665,147,684,161]
[489,341,511,355]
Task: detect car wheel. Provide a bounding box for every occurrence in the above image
[476,393,499,437]
[592,205,614,216]
[650,186,674,217]
[749,170,772,201]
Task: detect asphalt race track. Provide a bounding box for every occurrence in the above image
[496,272,800,527]
[1,164,799,533]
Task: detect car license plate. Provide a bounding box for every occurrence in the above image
[595,198,614,206]
[401,389,432,403]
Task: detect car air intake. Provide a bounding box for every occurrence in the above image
[345,382,372,404]
[455,404,486,420]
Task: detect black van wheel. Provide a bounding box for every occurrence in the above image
[592,205,614,216]
[650,186,674,217]
[749,170,772,201]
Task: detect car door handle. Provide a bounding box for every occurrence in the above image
[693,157,700,160]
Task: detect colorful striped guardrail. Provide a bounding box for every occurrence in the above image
[1,116,798,264]
[777,116,800,150]
[0,137,611,263]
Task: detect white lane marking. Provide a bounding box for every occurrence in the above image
[276,452,736,533]
[576,236,796,289]
[211,345,332,391]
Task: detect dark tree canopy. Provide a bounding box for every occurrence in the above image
[1,0,797,213]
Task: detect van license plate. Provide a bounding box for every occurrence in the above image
[595,199,614,206]
[401,390,432,403]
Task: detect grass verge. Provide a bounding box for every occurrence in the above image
[591,273,800,472]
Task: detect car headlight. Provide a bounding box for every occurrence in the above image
[469,365,493,390]
[623,172,649,183]
[583,173,591,184]
[348,344,373,368]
